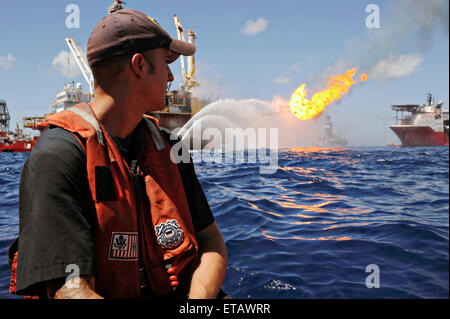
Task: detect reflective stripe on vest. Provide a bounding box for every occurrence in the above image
[67,107,105,146]
[143,118,166,151]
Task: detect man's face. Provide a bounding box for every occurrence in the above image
[141,48,175,112]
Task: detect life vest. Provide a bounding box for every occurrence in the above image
[10,103,198,298]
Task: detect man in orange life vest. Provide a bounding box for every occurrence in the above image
[11,8,228,299]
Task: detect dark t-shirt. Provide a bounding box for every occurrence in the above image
[15,123,214,295]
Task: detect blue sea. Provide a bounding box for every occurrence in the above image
[0,147,448,299]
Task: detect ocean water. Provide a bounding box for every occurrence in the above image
[0,147,448,299]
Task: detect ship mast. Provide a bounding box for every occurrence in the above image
[427,91,433,106]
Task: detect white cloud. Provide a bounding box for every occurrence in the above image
[52,50,83,78]
[189,61,228,102]
[241,18,268,36]
[191,77,223,102]
[369,54,424,80]
[289,64,302,73]
[275,76,291,84]
[0,53,17,70]
[307,56,319,63]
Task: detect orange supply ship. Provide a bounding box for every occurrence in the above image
[390,93,449,147]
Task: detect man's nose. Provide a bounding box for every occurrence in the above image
[167,66,174,82]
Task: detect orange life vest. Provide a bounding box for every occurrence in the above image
[10,103,198,298]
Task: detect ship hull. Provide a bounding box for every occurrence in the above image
[0,140,37,152]
[146,112,192,131]
[390,125,449,147]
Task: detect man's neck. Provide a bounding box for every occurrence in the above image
[91,93,143,138]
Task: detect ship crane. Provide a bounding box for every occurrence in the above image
[65,37,94,101]
[173,14,196,92]
[108,0,126,13]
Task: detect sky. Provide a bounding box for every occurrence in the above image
[0,0,448,146]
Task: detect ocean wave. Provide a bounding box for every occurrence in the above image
[0,148,448,299]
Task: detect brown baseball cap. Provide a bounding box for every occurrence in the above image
[87,9,196,67]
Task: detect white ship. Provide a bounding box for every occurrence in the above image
[50,81,90,113]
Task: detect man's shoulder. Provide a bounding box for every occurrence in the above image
[34,126,85,153]
[29,126,86,166]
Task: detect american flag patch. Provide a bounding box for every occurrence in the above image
[109,232,139,261]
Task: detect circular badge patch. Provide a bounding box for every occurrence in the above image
[155,219,184,249]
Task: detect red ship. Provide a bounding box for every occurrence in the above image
[390,93,449,147]
[0,99,39,153]
[0,132,38,152]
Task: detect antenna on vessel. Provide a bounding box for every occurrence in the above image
[427,91,433,106]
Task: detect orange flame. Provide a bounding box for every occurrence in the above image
[289,67,367,120]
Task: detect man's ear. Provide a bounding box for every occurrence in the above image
[130,53,145,77]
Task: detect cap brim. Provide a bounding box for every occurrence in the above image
[168,38,196,63]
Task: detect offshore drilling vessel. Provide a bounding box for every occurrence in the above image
[390,92,449,147]
[317,115,347,147]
